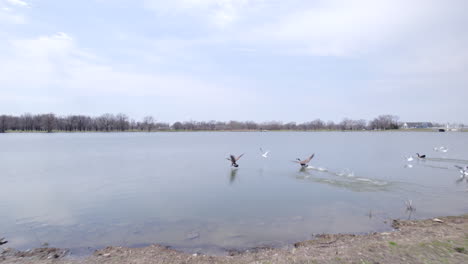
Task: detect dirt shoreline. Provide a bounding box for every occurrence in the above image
[1,215,467,264]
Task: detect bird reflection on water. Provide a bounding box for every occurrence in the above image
[229,168,238,184]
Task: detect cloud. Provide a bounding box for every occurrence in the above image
[140,0,468,63]
[0,9,25,23]
[5,0,28,7]
[143,0,260,27]
[0,0,29,24]
[1,1,467,122]
[241,0,438,56]
[0,32,254,118]
[1,32,206,96]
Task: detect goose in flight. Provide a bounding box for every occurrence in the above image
[294,154,315,168]
[260,148,269,158]
[416,153,426,159]
[227,154,244,167]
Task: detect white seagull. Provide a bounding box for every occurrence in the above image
[455,165,468,176]
[260,148,269,158]
[405,199,415,211]
[434,146,448,152]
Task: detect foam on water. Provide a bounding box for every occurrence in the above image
[303,165,389,188]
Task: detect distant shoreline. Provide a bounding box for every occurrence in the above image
[1,114,446,133]
[0,129,467,133]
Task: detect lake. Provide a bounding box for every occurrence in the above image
[1,132,467,254]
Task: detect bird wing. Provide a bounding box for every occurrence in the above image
[229,155,236,163]
[303,154,315,163]
[455,165,464,170]
[236,153,244,161]
[260,147,264,154]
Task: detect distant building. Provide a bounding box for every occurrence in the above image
[402,122,434,129]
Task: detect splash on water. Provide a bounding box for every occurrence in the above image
[306,166,328,172]
[298,166,390,192]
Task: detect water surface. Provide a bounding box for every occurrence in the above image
[1,132,467,254]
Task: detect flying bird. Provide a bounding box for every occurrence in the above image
[405,199,415,212]
[260,148,269,158]
[416,153,426,159]
[434,146,448,153]
[227,154,244,167]
[455,165,468,176]
[294,154,315,168]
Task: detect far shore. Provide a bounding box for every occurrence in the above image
[1,214,467,264]
[1,128,467,133]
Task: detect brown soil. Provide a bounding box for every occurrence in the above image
[1,215,467,264]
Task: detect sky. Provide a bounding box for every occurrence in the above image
[0,0,467,123]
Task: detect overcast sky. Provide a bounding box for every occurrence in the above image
[1,0,467,123]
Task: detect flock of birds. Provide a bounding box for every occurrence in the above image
[403,145,468,217]
[405,146,468,181]
[227,146,468,217]
[227,148,314,169]
[229,146,468,180]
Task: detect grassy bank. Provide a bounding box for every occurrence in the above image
[1,214,467,264]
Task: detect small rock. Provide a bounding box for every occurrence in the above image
[381,232,391,236]
[103,253,111,257]
[192,253,197,257]
[432,218,444,223]
[47,253,60,259]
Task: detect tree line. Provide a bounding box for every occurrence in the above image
[0,113,406,133]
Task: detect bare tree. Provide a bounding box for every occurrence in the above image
[369,115,400,130]
[41,113,56,133]
[0,113,407,132]
[0,115,9,133]
[143,116,155,132]
[116,113,129,131]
